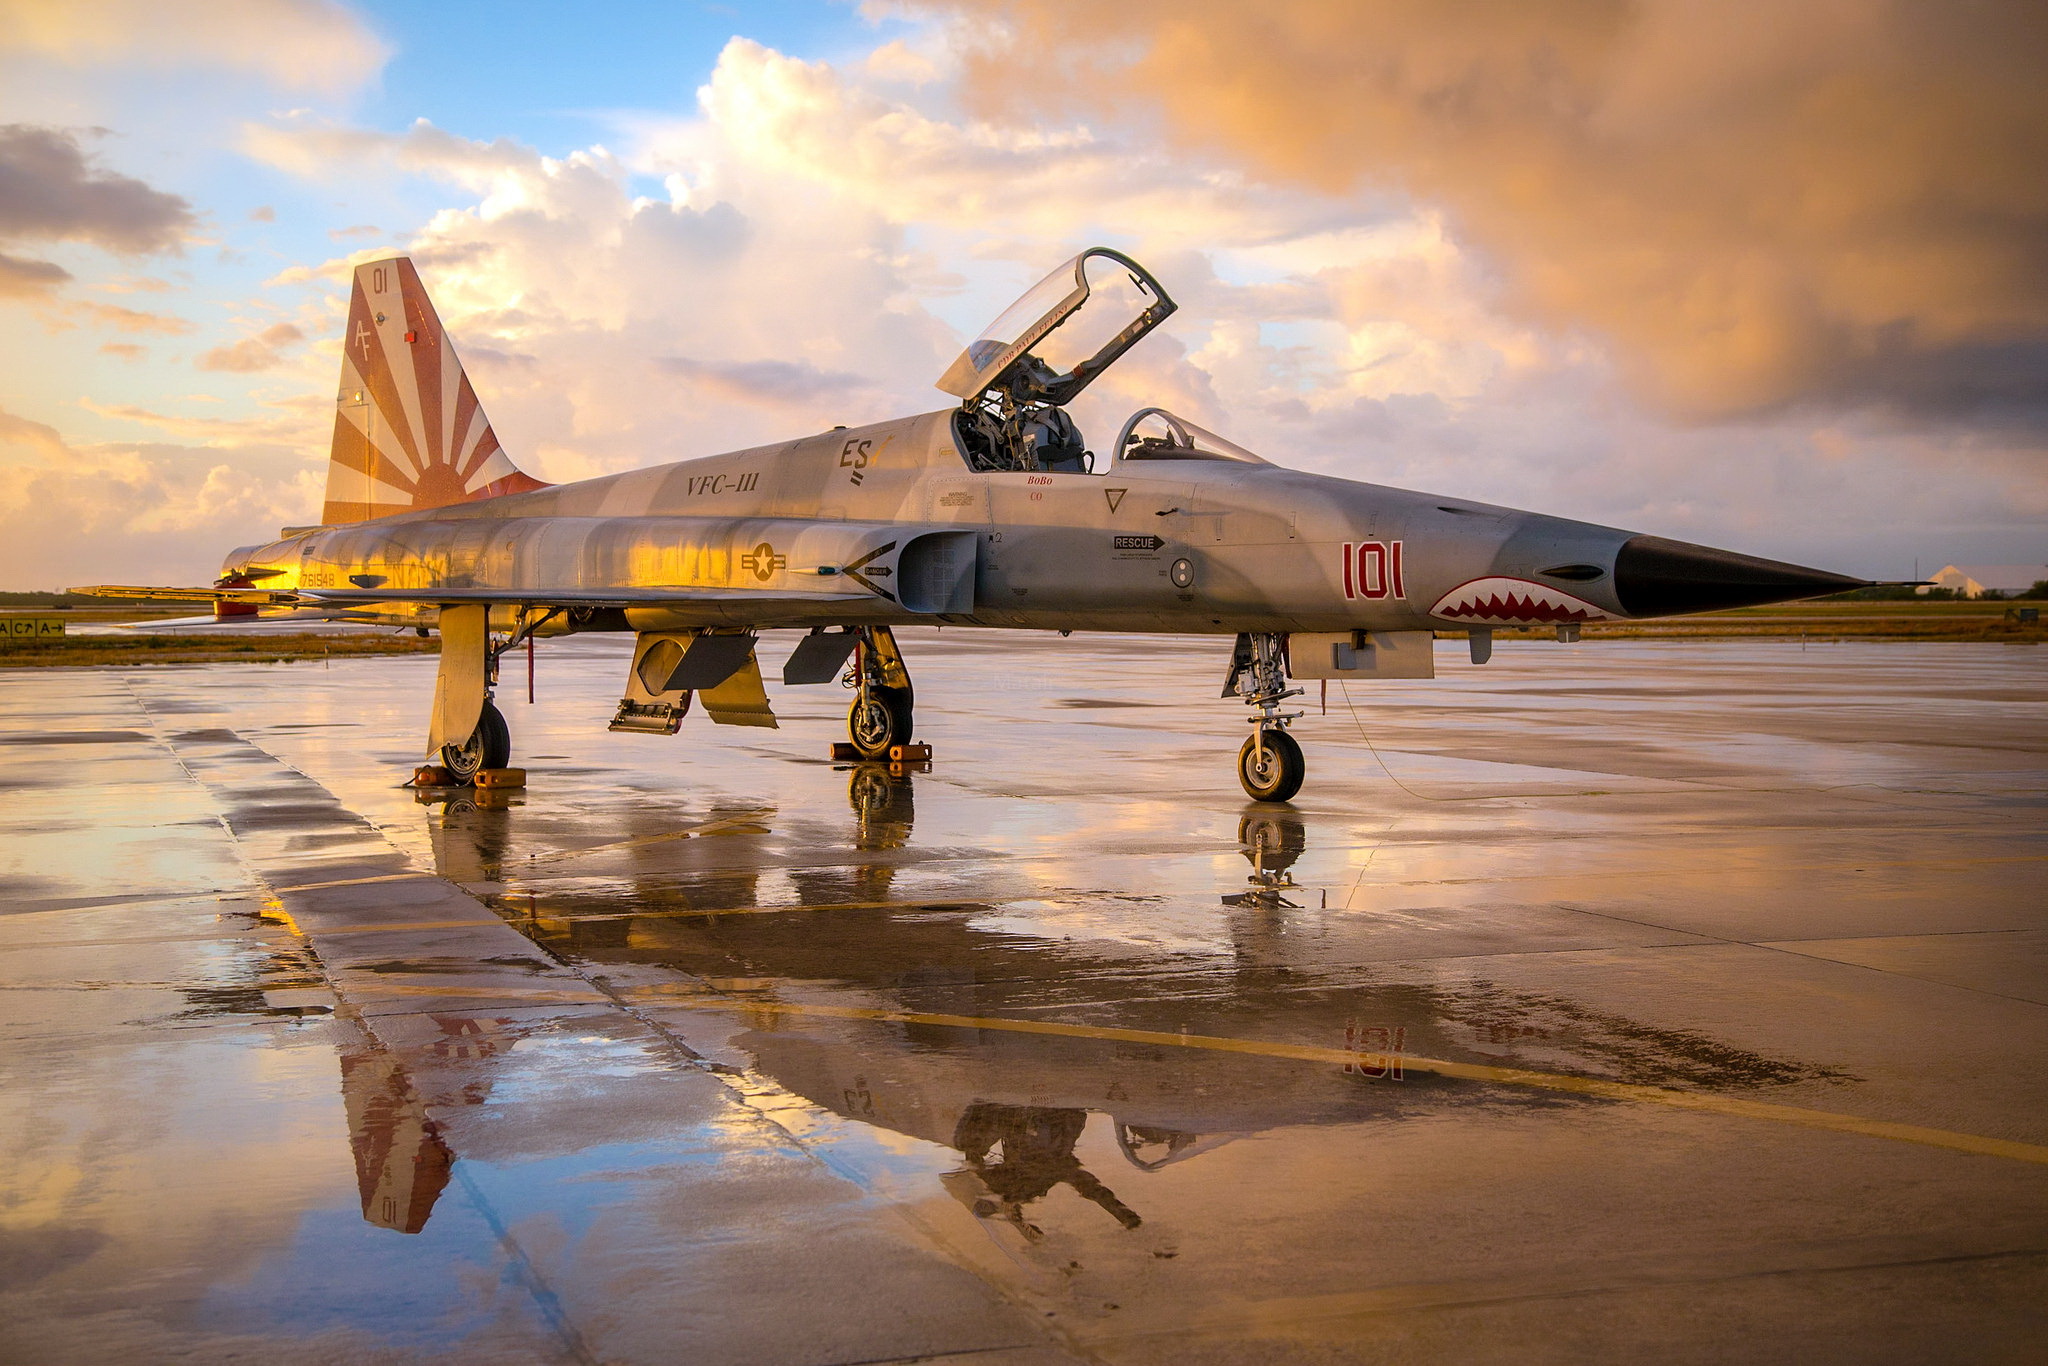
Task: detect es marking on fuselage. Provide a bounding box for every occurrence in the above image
[1341,541,1406,600]
[841,435,894,487]
[1105,487,1128,513]
[1111,534,1165,560]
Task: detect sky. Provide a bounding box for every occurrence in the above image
[0,0,2042,589]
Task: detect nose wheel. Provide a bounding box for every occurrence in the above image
[1238,729,1304,803]
[1225,631,1306,802]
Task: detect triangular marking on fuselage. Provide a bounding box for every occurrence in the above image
[1106,487,1128,513]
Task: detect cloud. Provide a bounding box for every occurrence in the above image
[655,355,869,407]
[76,398,317,444]
[195,321,304,372]
[0,124,195,254]
[0,250,71,298]
[67,301,196,335]
[0,422,322,587]
[100,341,146,361]
[918,1,2048,422]
[0,406,72,461]
[117,28,2039,584]
[0,0,388,95]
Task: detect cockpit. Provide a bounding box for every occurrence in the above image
[1110,408,1270,466]
[944,248,1207,475]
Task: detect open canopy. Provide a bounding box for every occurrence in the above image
[936,248,1176,407]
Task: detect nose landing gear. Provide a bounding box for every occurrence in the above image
[1225,631,1305,802]
[1237,729,1304,803]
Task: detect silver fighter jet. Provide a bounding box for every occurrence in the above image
[85,250,1868,800]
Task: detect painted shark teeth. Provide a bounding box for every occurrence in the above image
[1429,577,1614,624]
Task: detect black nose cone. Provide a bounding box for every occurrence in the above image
[1613,535,1869,617]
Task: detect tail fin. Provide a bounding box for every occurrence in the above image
[322,257,548,525]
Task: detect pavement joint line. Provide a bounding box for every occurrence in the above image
[493,897,993,923]
[254,916,522,936]
[347,983,612,1002]
[637,995,2048,1169]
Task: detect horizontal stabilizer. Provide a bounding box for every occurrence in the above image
[73,584,298,606]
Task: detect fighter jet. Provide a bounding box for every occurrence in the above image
[84,249,1868,801]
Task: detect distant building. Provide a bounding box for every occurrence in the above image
[1926,565,2047,597]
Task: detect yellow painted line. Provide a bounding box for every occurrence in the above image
[641,995,2048,1168]
[275,872,433,892]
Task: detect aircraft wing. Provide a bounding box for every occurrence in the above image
[75,584,874,610]
[295,586,872,607]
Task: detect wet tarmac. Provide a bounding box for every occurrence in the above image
[2,631,2045,1364]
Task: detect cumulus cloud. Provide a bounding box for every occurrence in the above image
[919,0,2048,422]
[244,104,968,477]
[196,321,304,372]
[0,0,388,95]
[0,426,322,588]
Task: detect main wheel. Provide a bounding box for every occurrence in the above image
[848,685,913,760]
[1237,729,1304,803]
[440,699,510,781]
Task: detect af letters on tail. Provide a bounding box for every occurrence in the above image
[83,249,1868,801]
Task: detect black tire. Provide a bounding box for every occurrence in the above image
[848,685,913,760]
[441,699,511,781]
[1237,729,1304,803]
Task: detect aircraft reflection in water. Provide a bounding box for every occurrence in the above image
[333,1010,521,1234]
[329,769,1840,1242]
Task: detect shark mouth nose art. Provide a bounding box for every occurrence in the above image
[1429,577,1614,624]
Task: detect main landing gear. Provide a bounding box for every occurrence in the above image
[845,625,915,760]
[1224,631,1305,803]
[425,605,556,785]
[440,698,510,781]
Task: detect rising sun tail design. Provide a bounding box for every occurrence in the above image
[322,258,549,525]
